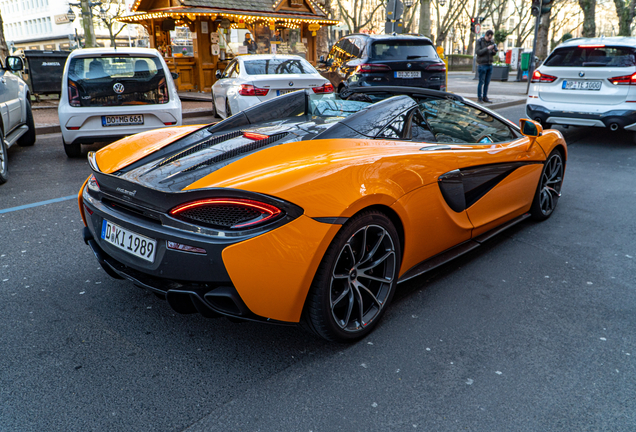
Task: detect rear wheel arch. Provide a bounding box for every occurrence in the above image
[350,204,405,262]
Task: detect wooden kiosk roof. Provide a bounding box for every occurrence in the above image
[121,0,338,25]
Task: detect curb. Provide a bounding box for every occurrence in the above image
[35,109,216,135]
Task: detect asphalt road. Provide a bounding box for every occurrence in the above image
[1,107,634,431]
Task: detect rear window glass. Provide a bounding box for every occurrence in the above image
[309,93,370,118]
[68,56,169,106]
[244,58,318,75]
[544,46,636,67]
[371,41,438,60]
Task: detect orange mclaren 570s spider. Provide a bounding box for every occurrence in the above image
[78,87,566,342]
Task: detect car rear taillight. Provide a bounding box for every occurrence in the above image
[425,63,446,72]
[87,174,100,192]
[158,77,169,103]
[531,70,557,83]
[608,73,636,85]
[68,80,80,107]
[169,198,282,230]
[243,132,270,140]
[239,84,269,96]
[355,64,391,73]
[312,83,334,94]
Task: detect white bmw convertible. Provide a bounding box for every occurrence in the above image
[212,54,333,119]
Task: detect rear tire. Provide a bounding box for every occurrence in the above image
[303,210,401,342]
[632,131,636,145]
[17,100,36,147]
[225,99,232,118]
[0,131,8,184]
[63,138,82,158]
[530,149,564,221]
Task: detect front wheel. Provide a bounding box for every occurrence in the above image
[211,94,217,118]
[0,131,8,184]
[17,100,36,147]
[530,149,564,220]
[303,211,401,342]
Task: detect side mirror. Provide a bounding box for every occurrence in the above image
[215,70,223,80]
[519,118,543,137]
[5,56,23,72]
[171,72,179,80]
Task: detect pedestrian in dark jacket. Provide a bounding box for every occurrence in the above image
[475,29,497,103]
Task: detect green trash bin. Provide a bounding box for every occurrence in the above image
[520,52,531,71]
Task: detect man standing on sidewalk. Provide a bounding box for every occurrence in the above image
[476,29,497,103]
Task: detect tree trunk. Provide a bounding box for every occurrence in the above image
[419,0,431,39]
[614,0,636,36]
[578,0,596,37]
[536,12,552,60]
[0,13,9,59]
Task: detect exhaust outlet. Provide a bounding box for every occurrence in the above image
[610,123,619,131]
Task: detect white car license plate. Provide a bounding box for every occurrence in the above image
[101,219,157,262]
[102,114,144,127]
[395,71,421,78]
[277,89,299,96]
[562,80,601,91]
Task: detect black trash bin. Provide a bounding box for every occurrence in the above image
[21,50,71,98]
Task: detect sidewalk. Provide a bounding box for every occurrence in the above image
[447,71,528,109]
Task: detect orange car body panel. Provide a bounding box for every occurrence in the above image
[95,125,202,174]
[392,183,473,276]
[222,215,341,322]
[185,138,460,218]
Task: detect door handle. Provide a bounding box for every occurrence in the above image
[0,78,5,84]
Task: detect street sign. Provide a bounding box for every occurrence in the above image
[385,20,404,34]
[386,0,404,21]
[474,23,481,34]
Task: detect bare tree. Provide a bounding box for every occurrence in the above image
[432,0,470,47]
[578,0,596,37]
[334,0,386,33]
[0,12,9,60]
[98,0,129,47]
[613,0,636,35]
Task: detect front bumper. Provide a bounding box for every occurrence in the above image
[526,104,636,130]
[81,186,340,323]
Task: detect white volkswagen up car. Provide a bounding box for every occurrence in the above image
[527,37,636,142]
[59,48,182,157]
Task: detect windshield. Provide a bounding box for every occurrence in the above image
[68,55,168,106]
[370,41,438,60]
[309,93,371,118]
[243,58,318,75]
[544,46,636,67]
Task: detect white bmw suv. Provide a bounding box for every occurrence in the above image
[527,37,636,142]
[58,48,182,158]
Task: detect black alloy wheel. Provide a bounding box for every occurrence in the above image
[531,149,564,220]
[0,131,8,184]
[17,100,36,147]
[304,210,401,342]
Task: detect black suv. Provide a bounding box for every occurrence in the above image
[318,34,446,95]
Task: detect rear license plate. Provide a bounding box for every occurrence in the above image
[101,219,157,262]
[562,80,601,90]
[395,71,421,78]
[102,114,144,127]
[277,89,299,96]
